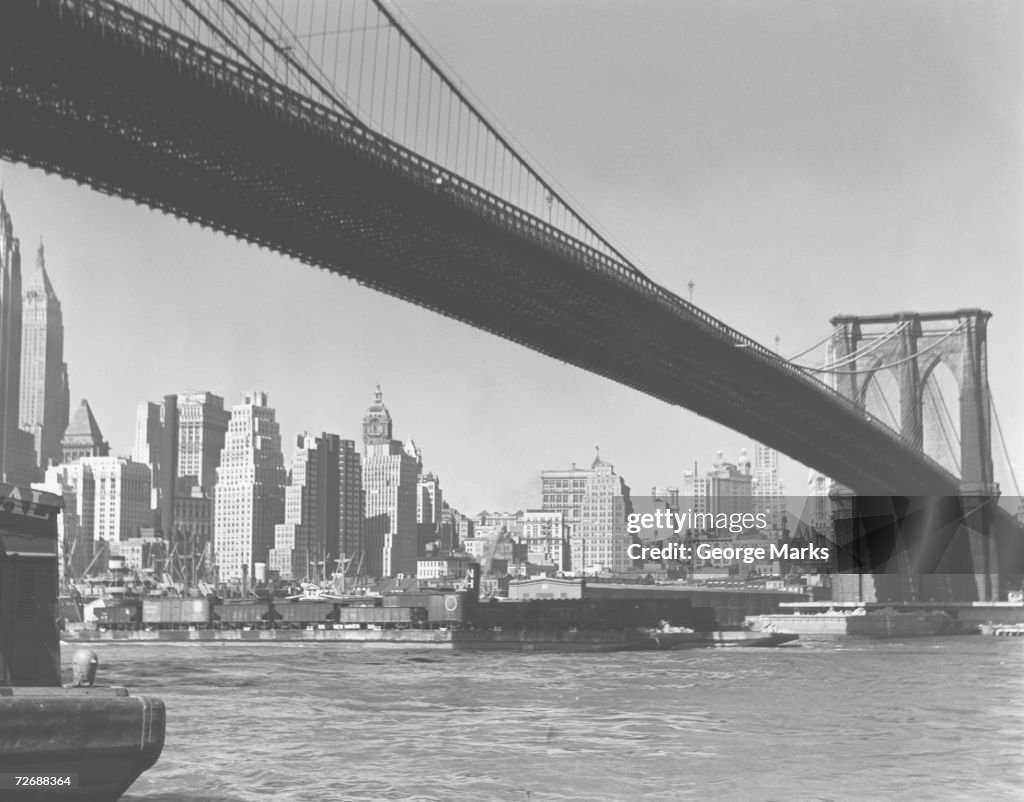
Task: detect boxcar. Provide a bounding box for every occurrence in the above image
[142,598,214,629]
[383,592,465,626]
[335,606,426,628]
[94,601,143,631]
[217,600,274,629]
[273,600,338,628]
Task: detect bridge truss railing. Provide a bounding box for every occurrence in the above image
[35,0,958,487]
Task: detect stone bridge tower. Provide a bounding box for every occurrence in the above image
[828,310,999,602]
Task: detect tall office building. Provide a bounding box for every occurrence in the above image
[439,503,468,554]
[80,456,151,544]
[41,456,150,576]
[682,450,753,531]
[752,443,785,533]
[361,387,418,578]
[132,401,164,519]
[36,465,92,579]
[212,391,285,583]
[638,486,682,547]
[540,463,592,531]
[807,470,832,537]
[416,472,443,554]
[176,391,230,493]
[574,450,632,573]
[521,509,569,572]
[61,399,109,463]
[133,391,229,533]
[337,439,364,568]
[0,193,36,485]
[19,242,68,472]
[269,432,341,581]
[540,463,592,571]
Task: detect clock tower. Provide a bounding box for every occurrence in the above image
[362,385,393,448]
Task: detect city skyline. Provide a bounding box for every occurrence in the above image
[0,0,1018,515]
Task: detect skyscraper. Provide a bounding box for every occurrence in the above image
[541,463,592,529]
[40,456,151,577]
[176,391,230,494]
[416,472,443,555]
[361,387,418,578]
[337,439,364,568]
[540,462,595,572]
[682,451,753,531]
[19,242,68,472]
[521,509,569,572]
[132,401,163,520]
[574,450,632,573]
[0,193,36,485]
[752,443,785,533]
[269,432,341,582]
[213,391,286,583]
[61,399,109,463]
[133,391,229,533]
[80,456,151,544]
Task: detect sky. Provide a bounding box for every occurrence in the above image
[0,0,1020,514]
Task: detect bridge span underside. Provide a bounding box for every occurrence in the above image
[0,0,961,497]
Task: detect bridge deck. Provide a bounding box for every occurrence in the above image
[0,0,964,496]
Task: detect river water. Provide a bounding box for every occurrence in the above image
[66,638,1022,801]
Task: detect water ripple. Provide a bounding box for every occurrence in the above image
[83,638,1024,801]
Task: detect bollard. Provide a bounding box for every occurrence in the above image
[71,648,99,687]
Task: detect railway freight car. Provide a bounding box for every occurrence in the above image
[216,600,274,630]
[335,606,427,628]
[94,600,143,631]
[273,600,339,628]
[382,592,465,627]
[142,598,216,629]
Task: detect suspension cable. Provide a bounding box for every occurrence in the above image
[790,322,908,371]
[991,394,1022,496]
[801,322,966,375]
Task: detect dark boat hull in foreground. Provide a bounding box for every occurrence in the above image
[0,687,165,802]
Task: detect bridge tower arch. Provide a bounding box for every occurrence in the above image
[828,310,999,601]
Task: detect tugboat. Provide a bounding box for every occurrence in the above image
[0,484,165,801]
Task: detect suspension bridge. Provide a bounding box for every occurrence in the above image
[0,0,1019,596]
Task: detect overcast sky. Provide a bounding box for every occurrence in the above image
[1,0,1020,513]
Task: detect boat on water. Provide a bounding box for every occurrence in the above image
[0,483,164,801]
[642,626,799,649]
[62,622,798,650]
[746,605,957,637]
[978,623,1024,636]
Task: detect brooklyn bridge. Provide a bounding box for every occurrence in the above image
[0,0,1019,600]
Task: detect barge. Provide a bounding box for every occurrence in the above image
[746,604,957,637]
[62,624,798,650]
